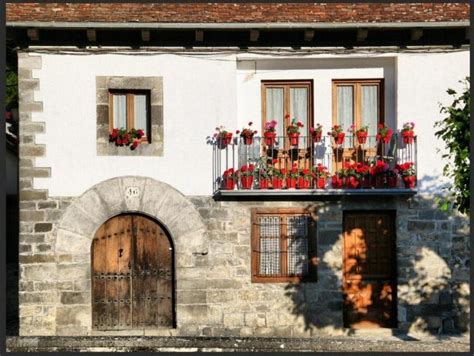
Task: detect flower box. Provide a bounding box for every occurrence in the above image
[298,177,311,189]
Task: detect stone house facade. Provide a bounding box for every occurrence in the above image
[6,3,470,338]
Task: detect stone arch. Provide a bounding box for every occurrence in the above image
[55,176,206,256]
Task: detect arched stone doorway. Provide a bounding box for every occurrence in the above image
[92,214,175,330]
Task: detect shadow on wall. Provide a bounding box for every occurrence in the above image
[284,188,469,339]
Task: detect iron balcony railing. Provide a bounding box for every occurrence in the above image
[212,134,417,194]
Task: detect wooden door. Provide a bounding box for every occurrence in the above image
[343,211,396,328]
[92,214,173,330]
[261,80,314,171]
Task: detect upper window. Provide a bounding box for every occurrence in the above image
[333,79,384,137]
[251,208,317,283]
[109,89,151,142]
[261,80,313,138]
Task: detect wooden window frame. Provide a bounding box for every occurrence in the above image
[332,78,384,131]
[261,80,314,138]
[108,89,152,143]
[251,208,317,283]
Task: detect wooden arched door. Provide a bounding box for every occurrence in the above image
[91,214,174,330]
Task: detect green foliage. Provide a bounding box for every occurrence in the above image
[6,64,18,110]
[434,77,470,215]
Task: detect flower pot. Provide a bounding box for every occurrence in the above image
[378,132,392,144]
[403,176,416,189]
[331,175,344,189]
[259,178,270,189]
[286,178,297,189]
[264,132,276,146]
[375,175,385,188]
[244,137,253,145]
[346,176,359,189]
[271,177,283,189]
[387,176,398,188]
[356,132,368,144]
[217,138,228,149]
[223,178,235,190]
[402,131,414,144]
[240,176,253,189]
[312,132,322,143]
[288,133,300,146]
[334,132,345,145]
[360,177,371,189]
[315,177,326,189]
[298,177,311,189]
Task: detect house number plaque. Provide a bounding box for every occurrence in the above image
[126,187,140,198]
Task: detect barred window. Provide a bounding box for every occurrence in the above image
[251,208,317,283]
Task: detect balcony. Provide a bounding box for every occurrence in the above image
[211,134,417,198]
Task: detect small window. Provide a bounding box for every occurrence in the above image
[109,90,151,142]
[251,208,317,283]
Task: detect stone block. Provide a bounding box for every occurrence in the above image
[427,316,442,330]
[207,291,234,303]
[178,291,207,304]
[19,292,58,304]
[207,279,242,289]
[223,313,244,327]
[19,55,42,70]
[20,210,44,221]
[37,201,58,209]
[34,223,52,232]
[22,263,57,280]
[19,102,43,113]
[35,244,52,253]
[244,313,266,327]
[20,190,48,201]
[20,233,45,244]
[177,305,208,324]
[61,292,90,305]
[19,255,55,264]
[56,263,90,281]
[19,167,51,179]
[56,305,91,326]
[177,279,208,290]
[407,220,435,232]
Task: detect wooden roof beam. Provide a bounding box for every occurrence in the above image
[26,28,39,41]
[304,29,315,42]
[86,28,96,42]
[141,29,150,42]
[195,30,204,42]
[250,29,259,42]
[411,28,423,41]
[356,28,368,42]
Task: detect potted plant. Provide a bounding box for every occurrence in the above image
[355,162,371,188]
[344,162,360,189]
[376,123,392,144]
[401,122,415,145]
[309,124,323,143]
[263,120,278,146]
[396,162,417,188]
[349,125,369,144]
[283,165,299,189]
[213,126,233,148]
[386,168,399,188]
[298,168,312,189]
[286,116,304,146]
[268,164,285,189]
[257,167,271,189]
[237,164,255,189]
[371,160,390,188]
[331,173,345,189]
[222,168,237,190]
[328,124,345,145]
[313,163,329,189]
[109,127,145,150]
[236,121,258,145]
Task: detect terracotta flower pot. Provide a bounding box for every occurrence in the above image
[286,178,297,189]
[244,137,253,145]
[240,176,253,189]
[334,132,345,145]
[259,178,270,189]
[387,176,398,188]
[264,132,276,146]
[402,131,414,144]
[403,176,416,189]
[298,177,311,189]
[223,178,235,190]
[288,133,300,146]
[271,177,283,189]
[331,175,344,189]
[346,176,359,189]
[356,132,368,144]
[315,177,326,189]
[375,175,385,188]
[378,132,392,144]
[312,132,322,143]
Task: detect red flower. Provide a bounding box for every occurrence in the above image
[272,159,279,165]
[285,114,290,119]
[236,130,241,134]
[136,129,145,138]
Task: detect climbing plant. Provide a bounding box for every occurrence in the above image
[435,77,470,215]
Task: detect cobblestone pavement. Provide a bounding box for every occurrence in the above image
[6,335,470,352]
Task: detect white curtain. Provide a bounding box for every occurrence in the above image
[337,86,354,131]
[266,88,284,138]
[258,216,281,276]
[134,94,148,135]
[361,85,378,136]
[113,94,127,129]
[290,88,308,132]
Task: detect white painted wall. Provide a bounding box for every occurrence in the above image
[31,50,469,196]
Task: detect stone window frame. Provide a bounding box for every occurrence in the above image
[96,76,163,156]
[251,208,318,283]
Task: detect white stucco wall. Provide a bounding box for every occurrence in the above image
[31,50,469,196]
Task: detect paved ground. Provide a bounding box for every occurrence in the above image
[6,335,470,352]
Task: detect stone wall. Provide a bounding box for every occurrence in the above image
[17,189,470,337]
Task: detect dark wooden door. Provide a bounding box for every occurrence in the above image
[343,211,397,328]
[92,214,173,330]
